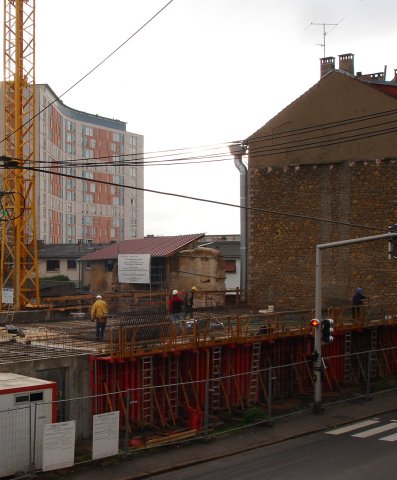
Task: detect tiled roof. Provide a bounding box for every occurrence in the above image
[38,243,107,259]
[79,234,206,261]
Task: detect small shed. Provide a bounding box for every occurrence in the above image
[0,373,56,477]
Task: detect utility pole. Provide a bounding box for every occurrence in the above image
[313,231,397,413]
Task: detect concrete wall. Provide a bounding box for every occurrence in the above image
[0,354,91,438]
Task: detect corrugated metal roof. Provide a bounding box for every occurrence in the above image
[79,234,206,261]
[201,240,241,258]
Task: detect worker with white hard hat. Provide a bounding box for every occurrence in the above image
[169,289,183,333]
[91,294,109,341]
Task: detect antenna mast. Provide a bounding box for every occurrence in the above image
[307,20,342,57]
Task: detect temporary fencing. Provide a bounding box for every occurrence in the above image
[1,344,397,479]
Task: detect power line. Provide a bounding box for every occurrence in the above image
[0,0,176,147]
[24,164,387,234]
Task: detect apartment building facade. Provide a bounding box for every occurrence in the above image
[36,84,144,244]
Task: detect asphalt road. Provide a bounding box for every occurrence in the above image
[148,412,397,480]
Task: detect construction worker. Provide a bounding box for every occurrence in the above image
[91,295,109,340]
[169,289,184,333]
[184,286,198,320]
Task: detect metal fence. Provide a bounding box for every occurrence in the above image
[1,345,397,479]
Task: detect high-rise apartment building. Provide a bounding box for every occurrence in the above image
[32,84,144,244]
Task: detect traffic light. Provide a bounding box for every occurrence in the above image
[310,318,320,328]
[321,318,334,343]
[388,224,397,259]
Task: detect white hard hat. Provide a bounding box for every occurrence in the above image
[96,295,102,299]
[172,289,178,295]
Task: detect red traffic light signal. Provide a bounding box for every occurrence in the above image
[310,318,320,328]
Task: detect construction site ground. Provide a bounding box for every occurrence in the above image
[38,388,397,480]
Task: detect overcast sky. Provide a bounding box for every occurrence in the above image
[34,0,397,237]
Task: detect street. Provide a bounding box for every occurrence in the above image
[148,412,397,480]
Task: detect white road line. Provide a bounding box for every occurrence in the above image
[352,423,397,438]
[325,419,379,435]
[380,432,397,442]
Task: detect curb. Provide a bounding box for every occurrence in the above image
[119,404,397,480]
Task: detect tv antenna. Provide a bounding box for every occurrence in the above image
[305,18,344,58]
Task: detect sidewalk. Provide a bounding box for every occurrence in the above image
[45,390,397,480]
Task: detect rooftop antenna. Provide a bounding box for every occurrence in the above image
[305,18,344,58]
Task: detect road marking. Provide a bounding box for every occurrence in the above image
[352,423,397,438]
[325,419,379,435]
[380,432,397,442]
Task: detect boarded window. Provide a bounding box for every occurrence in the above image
[224,260,236,273]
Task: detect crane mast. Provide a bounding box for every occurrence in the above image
[1,0,40,309]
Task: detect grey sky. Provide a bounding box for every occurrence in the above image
[34,0,397,235]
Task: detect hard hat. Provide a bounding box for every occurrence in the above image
[356,288,363,293]
[96,295,102,299]
[172,289,178,295]
[191,286,197,291]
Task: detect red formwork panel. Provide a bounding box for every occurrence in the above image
[90,323,397,430]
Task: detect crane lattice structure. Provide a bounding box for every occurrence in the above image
[1,0,40,310]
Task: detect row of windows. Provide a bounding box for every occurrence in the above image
[47,259,77,271]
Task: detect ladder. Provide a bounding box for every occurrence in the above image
[344,331,353,384]
[370,328,378,378]
[4,303,14,325]
[141,356,153,426]
[248,342,261,405]
[168,355,179,419]
[210,346,222,412]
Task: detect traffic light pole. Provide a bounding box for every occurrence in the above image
[313,231,397,413]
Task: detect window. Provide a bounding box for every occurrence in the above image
[83,125,93,136]
[46,259,60,272]
[151,257,166,284]
[82,170,94,179]
[82,193,93,203]
[15,392,43,404]
[106,259,115,272]
[67,260,77,270]
[83,148,94,159]
[224,260,236,273]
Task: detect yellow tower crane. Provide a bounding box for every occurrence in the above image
[0,0,40,310]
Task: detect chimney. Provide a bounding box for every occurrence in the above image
[339,53,354,75]
[320,57,335,78]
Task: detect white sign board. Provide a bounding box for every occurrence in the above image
[118,254,150,284]
[2,288,13,305]
[42,421,76,472]
[92,411,120,460]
